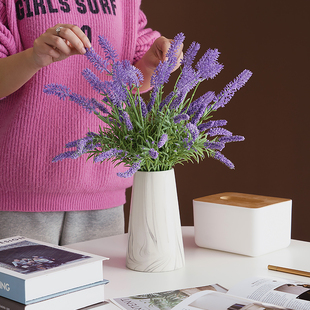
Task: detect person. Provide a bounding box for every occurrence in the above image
[0,0,183,245]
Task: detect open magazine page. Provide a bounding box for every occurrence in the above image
[110,284,227,310]
[228,277,310,310]
[172,290,288,310]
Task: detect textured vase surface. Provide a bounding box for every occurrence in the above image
[126,169,185,272]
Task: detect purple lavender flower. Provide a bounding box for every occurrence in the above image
[218,135,245,143]
[158,134,168,148]
[91,98,109,114]
[94,148,123,163]
[65,132,98,150]
[139,97,148,117]
[98,35,118,63]
[117,161,141,178]
[68,92,95,113]
[82,68,105,93]
[182,41,200,67]
[175,66,198,95]
[45,86,94,113]
[165,32,185,70]
[191,100,209,125]
[197,119,228,132]
[120,111,133,131]
[148,62,171,111]
[76,138,88,154]
[167,92,183,110]
[213,69,253,110]
[52,151,77,162]
[159,91,174,111]
[43,84,71,100]
[174,113,190,124]
[204,141,225,151]
[208,127,232,137]
[99,81,123,110]
[149,148,159,159]
[121,60,143,88]
[187,91,215,116]
[85,47,109,73]
[186,123,199,141]
[65,140,78,148]
[213,151,235,169]
[111,63,130,101]
[195,48,224,80]
[148,33,186,112]
[113,61,137,90]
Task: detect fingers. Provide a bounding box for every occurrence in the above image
[32,24,92,68]
[155,36,184,62]
[46,24,91,56]
[154,36,172,62]
[154,36,183,72]
[53,24,91,54]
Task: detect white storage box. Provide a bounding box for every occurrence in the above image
[193,192,292,256]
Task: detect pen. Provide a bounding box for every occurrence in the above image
[268,265,310,278]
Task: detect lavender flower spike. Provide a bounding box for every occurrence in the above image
[181,41,200,68]
[139,97,148,117]
[121,111,133,131]
[213,151,235,169]
[158,134,168,148]
[186,123,199,141]
[98,35,118,63]
[174,113,190,124]
[94,148,123,163]
[82,68,105,93]
[149,148,159,159]
[117,162,141,178]
[204,141,225,151]
[198,119,228,132]
[43,83,71,100]
[218,135,245,143]
[91,98,109,114]
[208,127,232,137]
[85,47,109,73]
[166,32,185,70]
[196,48,224,80]
[52,151,77,162]
[213,69,253,110]
[68,92,95,114]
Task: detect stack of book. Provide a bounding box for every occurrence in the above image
[0,236,109,309]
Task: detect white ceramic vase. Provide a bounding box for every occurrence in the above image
[126,169,185,272]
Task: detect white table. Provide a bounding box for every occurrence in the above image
[68,227,310,307]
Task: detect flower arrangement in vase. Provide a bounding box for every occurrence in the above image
[44,33,252,272]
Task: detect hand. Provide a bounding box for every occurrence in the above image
[134,36,184,92]
[142,36,184,72]
[31,24,92,69]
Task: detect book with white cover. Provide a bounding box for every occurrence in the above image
[0,279,108,310]
[0,236,108,305]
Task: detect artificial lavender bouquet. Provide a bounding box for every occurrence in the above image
[44,33,252,178]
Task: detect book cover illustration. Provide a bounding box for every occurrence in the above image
[0,236,90,275]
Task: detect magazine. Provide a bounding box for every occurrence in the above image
[111,277,310,310]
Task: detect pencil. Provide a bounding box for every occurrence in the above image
[268,265,310,278]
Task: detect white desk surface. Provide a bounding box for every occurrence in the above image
[67,226,310,307]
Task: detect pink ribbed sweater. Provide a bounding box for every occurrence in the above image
[0,0,160,212]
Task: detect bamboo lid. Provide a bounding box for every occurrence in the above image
[194,192,290,209]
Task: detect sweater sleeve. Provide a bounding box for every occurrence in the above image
[0,0,22,58]
[133,9,160,63]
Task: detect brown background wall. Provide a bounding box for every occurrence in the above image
[125,0,310,242]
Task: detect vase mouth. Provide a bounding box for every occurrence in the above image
[136,168,174,174]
